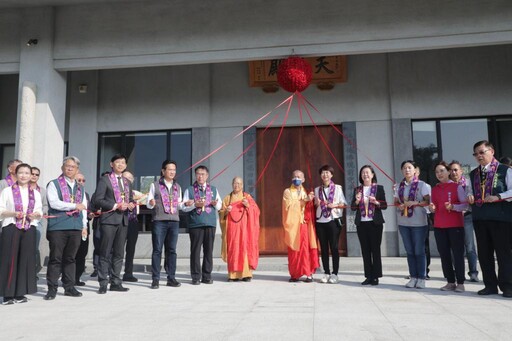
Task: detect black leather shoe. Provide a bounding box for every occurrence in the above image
[201,278,213,284]
[289,278,299,282]
[242,277,252,282]
[477,287,498,295]
[97,286,107,294]
[110,284,129,292]
[191,280,201,285]
[76,281,86,286]
[503,291,512,298]
[167,279,181,287]
[90,270,98,277]
[64,287,83,297]
[150,280,159,289]
[44,289,57,300]
[371,278,379,286]
[123,275,138,283]
[361,278,372,285]
[228,278,239,282]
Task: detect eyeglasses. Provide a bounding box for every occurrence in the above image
[31,173,40,176]
[473,149,491,157]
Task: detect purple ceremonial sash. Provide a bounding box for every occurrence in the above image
[193,181,212,214]
[473,158,499,207]
[109,172,130,203]
[6,174,15,186]
[398,177,419,217]
[159,178,179,214]
[359,184,377,219]
[457,175,467,190]
[57,174,82,204]
[319,181,335,218]
[12,182,35,230]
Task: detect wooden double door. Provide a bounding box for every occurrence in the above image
[256,125,347,256]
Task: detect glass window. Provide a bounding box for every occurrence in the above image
[496,118,512,160]
[440,119,488,174]
[412,121,438,184]
[1,144,15,179]
[97,130,192,233]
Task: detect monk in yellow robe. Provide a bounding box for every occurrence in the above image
[220,177,260,281]
[282,170,319,282]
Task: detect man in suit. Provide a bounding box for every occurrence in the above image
[93,154,135,294]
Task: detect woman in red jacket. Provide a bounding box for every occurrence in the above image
[429,161,468,293]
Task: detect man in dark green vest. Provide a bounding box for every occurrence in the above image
[468,140,512,298]
[44,156,88,300]
[182,165,222,285]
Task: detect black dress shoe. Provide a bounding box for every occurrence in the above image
[64,287,83,297]
[228,278,239,282]
[477,287,498,295]
[44,290,57,300]
[110,284,129,292]
[90,270,98,277]
[503,291,512,298]
[76,281,86,286]
[361,278,372,285]
[371,278,379,286]
[201,278,213,284]
[191,280,201,285]
[150,280,159,289]
[242,277,252,282]
[289,278,299,282]
[97,286,107,294]
[167,279,181,287]
[123,275,138,283]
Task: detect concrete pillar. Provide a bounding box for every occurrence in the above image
[18,81,37,163]
[15,7,67,187]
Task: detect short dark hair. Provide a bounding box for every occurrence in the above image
[162,160,177,170]
[434,161,450,172]
[448,160,462,169]
[318,164,334,176]
[15,163,31,174]
[111,154,127,163]
[400,160,416,169]
[499,156,512,166]
[358,165,377,184]
[31,166,41,173]
[473,140,494,151]
[195,165,209,174]
[7,159,22,169]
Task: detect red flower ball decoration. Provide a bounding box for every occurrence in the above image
[277,56,313,93]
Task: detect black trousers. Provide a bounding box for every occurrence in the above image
[46,229,81,290]
[75,233,89,282]
[474,220,512,292]
[123,219,139,276]
[356,221,383,279]
[92,218,101,271]
[189,227,215,281]
[434,227,465,284]
[0,224,37,297]
[98,223,128,287]
[315,220,340,275]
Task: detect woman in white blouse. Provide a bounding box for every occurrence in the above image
[0,163,43,305]
[314,165,347,284]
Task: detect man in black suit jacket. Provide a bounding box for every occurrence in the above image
[93,154,135,294]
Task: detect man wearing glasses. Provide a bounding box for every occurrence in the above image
[30,167,48,275]
[468,140,512,298]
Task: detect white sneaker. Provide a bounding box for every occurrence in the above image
[320,275,329,283]
[416,279,426,289]
[328,274,338,284]
[405,278,417,288]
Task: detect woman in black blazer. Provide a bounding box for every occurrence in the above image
[351,165,387,285]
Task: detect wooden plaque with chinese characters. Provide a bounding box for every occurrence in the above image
[249,56,347,90]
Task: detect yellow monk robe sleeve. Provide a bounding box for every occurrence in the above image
[282,188,302,251]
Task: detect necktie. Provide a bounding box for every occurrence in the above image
[117,176,124,191]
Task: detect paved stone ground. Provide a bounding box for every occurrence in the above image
[1,257,511,340]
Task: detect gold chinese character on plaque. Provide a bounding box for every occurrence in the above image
[249,56,347,92]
